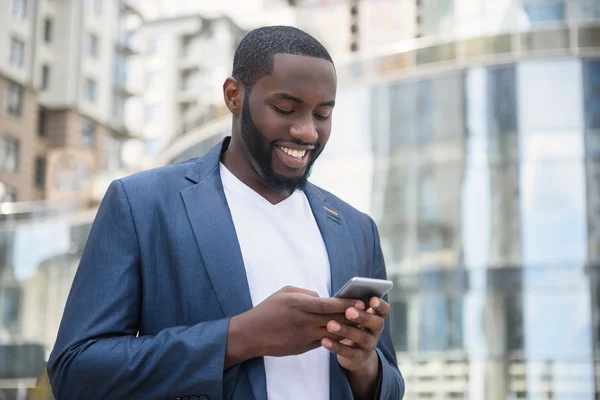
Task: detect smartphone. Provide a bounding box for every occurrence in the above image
[333,277,394,305]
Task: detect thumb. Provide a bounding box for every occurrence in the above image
[280,286,320,297]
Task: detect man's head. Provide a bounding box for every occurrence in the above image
[223,26,337,192]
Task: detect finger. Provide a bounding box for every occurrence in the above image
[321,338,367,364]
[318,327,346,342]
[326,320,377,351]
[281,286,320,297]
[345,307,385,333]
[369,297,391,318]
[314,314,359,328]
[303,297,365,315]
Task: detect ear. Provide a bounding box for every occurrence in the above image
[223,77,244,116]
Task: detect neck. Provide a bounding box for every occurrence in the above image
[222,134,293,205]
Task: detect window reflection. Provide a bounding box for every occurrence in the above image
[583,60,600,130]
[522,0,565,22]
[418,292,464,352]
[1,287,22,339]
[389,299,408,352]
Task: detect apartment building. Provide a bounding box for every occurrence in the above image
[133,15,245,158]
[0,0,142,203]
[289,0,416,57]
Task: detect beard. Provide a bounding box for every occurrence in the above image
[240,94,322,192]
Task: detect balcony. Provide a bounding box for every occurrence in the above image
[115,31,139,56]
[122,0,142,18]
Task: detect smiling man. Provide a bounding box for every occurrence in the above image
[48,26,404,400]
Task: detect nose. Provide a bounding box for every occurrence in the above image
[289,117,318,144]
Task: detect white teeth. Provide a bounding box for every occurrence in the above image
[279,146,306,159]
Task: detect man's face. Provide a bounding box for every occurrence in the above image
[240,54,337,192]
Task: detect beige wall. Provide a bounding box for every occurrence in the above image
[0,75,111,202]
[0,75,43,201]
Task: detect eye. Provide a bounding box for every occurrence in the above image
[271,105,294,115]
[314,113,331,121]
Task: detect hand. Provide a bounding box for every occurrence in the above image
[321,297,390,374]
[230,286,364,360]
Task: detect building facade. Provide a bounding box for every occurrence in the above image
[0,0,142,203]
[132,15,245,160]
[290,0,416,57]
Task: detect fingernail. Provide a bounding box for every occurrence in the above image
[355,302,365,310]
[329,322,341,332]
[322,339,332,348]
[347,308,359,320]
[372,298,380,308]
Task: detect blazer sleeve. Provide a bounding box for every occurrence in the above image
[369,217,406,400]
[47,180,232,400]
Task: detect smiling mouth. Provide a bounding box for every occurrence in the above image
[276,145,307,159]
[274,144,313,170]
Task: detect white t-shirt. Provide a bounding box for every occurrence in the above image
[220,163,331,400]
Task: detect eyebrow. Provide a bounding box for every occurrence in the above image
[272,92,335,107]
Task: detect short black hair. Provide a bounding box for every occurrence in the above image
[232,25,334,91]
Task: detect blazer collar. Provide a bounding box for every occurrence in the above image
[184,136,359,296]
[184,136,231,184]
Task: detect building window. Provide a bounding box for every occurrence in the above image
[86,78,97,102]
[146,104,162,122]
[86,0,101,15]
[112,92,125,120]
[41,65,50,90]
[44,18,53,43]
[523,0,565,23]
[113,50,127,86]
[81,118,96,149]
[88,33,99,57]
[35,157,46,189]
[9,37,25,68]
[38,107,48,137]
[181,70,195,91]
[1,137,20,173]
[1,287,22,338]
[12,0,26,18]
[104,134,125,171]
[5,82,23,117]
[149,36,160,55]
[147,71,159,89]
[181,35,194,57]
[3,185,17,202]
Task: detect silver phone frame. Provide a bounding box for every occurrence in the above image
[333,277,394,300]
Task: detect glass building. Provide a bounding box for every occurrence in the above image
[1,1,600,399]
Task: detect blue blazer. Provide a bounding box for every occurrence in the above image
[48,138,405,400]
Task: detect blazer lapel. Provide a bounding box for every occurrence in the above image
[304,183,358,296]
[305,184,359,399]
[180,139,267,400]
[180,170,253,317]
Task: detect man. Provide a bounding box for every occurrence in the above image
[48,26,404,400]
